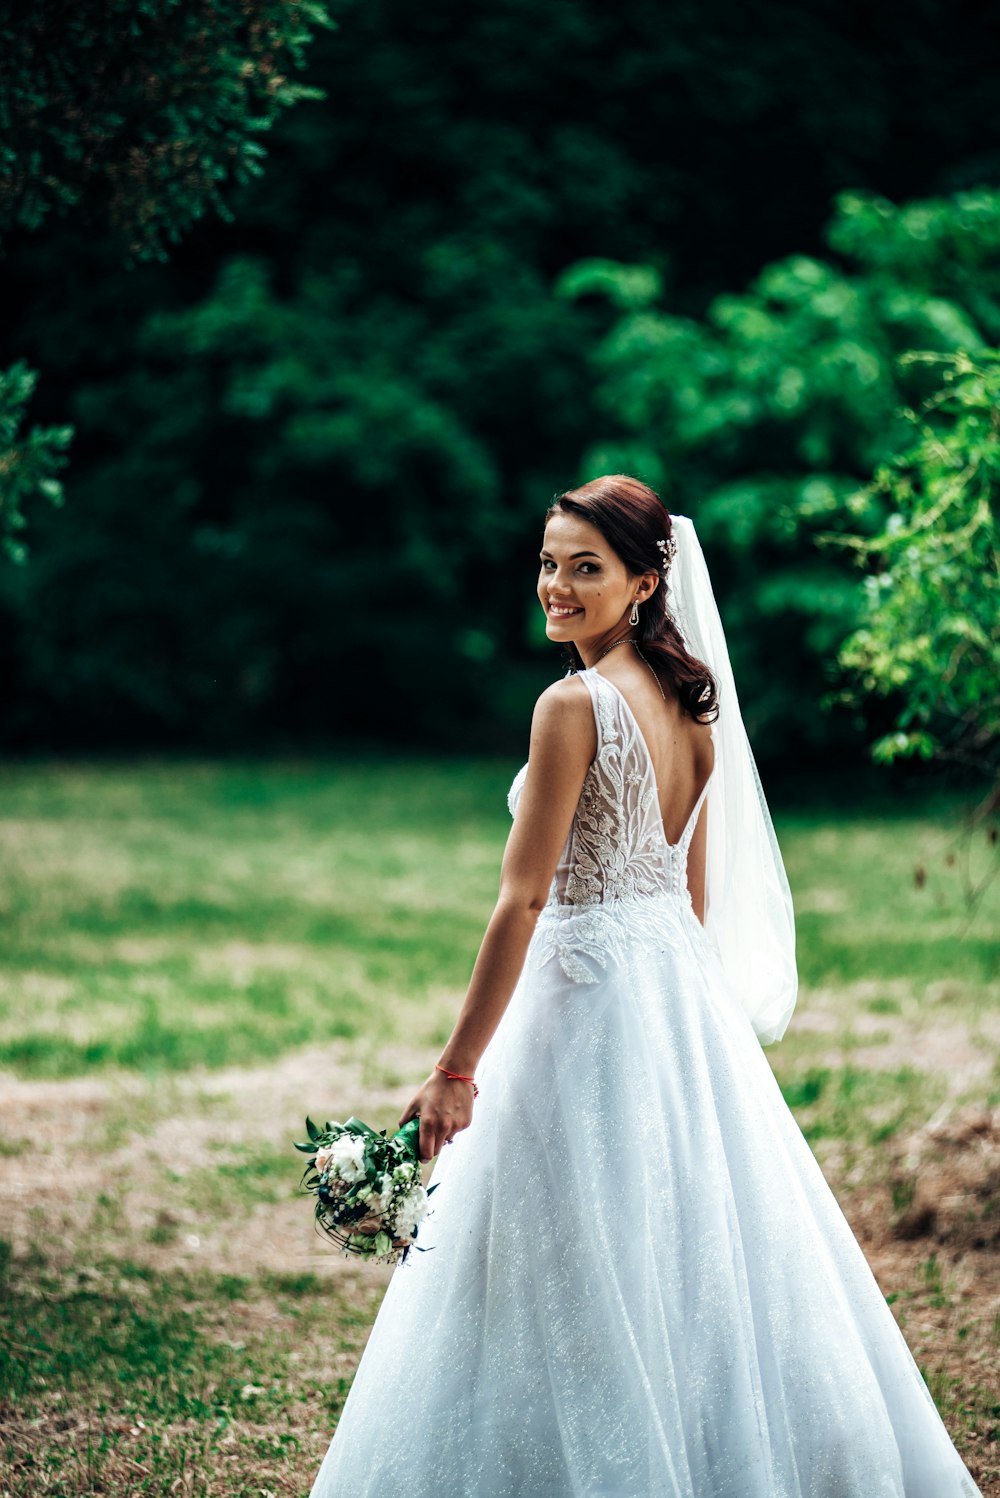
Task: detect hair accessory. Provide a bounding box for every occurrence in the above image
[656,536,678,573]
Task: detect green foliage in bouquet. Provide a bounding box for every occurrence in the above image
[294,1114,437,1265]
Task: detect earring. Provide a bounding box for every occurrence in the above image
[629,598,640,627]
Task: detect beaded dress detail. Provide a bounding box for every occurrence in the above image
[309,668,982,1498]
[507,668,712,909]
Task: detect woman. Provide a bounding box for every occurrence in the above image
[309,476,982,1498]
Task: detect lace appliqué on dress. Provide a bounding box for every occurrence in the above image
[507,670,713,984]
[531,895,690,987]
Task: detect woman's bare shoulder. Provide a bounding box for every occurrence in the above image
[533,673,592,723]
[529,674,596,758]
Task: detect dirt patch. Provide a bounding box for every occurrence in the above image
[0,1043,428,1283]
[886,1105,1000,1250]
[792,980,1000,1098]
[850,1022,998,1093]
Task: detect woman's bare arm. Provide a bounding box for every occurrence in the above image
[399,677,596,1160]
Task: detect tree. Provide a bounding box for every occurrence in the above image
[824,349,999,788]
[0,0,333,559]
[0,362,72,563]
[5,2,1000,752]
[556,188,1000,764]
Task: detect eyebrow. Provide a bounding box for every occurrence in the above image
[539,549,603,560]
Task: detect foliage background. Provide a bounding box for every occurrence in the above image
[3,0,1000,775]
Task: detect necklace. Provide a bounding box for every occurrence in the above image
[589,636,666,703]
[593,635,637,664]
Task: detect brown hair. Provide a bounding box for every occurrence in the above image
[546,474,719,724]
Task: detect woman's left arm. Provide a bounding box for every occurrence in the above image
[399,676,596,1160]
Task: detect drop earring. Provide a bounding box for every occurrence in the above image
[629,597,640,627]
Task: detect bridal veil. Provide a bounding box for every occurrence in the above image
[668,514,798,1044]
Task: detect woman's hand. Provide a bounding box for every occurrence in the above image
[398,1072,475,1162]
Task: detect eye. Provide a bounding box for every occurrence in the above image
[578,562,599,574]
[540,559,556,570]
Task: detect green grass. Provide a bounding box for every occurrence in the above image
[0,1239,379,1497]
[0,759,997,1494]
[0,758,996,1081]
[781,798,998,985]
[0,758,514,1078]
[778,1062,946,1146]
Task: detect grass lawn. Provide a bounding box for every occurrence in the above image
[1,758,998,1495]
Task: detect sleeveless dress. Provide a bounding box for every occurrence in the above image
[308,666,982,1498]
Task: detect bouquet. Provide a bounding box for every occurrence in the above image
[294,1114,436,1265]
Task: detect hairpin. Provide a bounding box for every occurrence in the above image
[655,536,678,572]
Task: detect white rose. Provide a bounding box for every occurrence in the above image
[314,1145,334,1175]
[328,1134,367,1183]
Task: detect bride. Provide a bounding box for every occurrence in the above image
[309,475,982,1497]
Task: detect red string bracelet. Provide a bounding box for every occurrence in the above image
[435,1064,480,1098]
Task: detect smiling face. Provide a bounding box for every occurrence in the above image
[537,510,658,657]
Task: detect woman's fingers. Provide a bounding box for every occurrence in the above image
[418,1114,458,1160]
[403,1073,476,1158]
[418,1115,439,1162]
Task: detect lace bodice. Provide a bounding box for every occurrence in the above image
[507,667,714,911]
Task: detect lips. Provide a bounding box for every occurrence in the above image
[548,604,583,617]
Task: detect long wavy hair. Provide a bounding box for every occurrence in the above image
[546,475,719,725]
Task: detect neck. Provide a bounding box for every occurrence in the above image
[579,632,636,669]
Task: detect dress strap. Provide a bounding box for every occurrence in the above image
[575,667,622,759]
[676,767,714,854]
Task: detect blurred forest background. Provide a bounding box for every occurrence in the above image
[2,0,998,786]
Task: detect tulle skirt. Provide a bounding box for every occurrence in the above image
[309,892,982,1498]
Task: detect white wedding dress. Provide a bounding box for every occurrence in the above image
[309,666,982,1498]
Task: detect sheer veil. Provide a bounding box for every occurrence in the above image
[668,515,798,1044]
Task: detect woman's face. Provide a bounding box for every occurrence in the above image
[537,511,657,650]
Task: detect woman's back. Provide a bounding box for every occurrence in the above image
[508,664,716,920]
[599,661,715,844]
[599,658,715,921]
